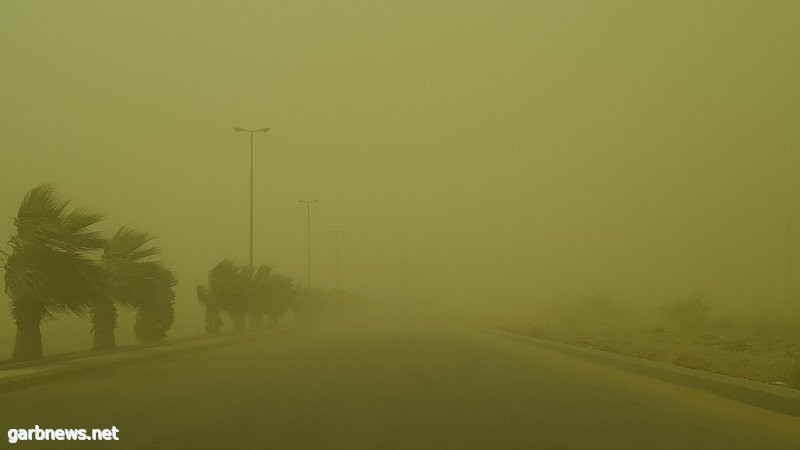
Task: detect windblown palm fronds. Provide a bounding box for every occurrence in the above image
[93,226,177,349]
[208,259,249,331]
[199,259,297,332]
[264,273,293,326]
[197,284,222,335]
[246,264,273,329]
[3,184,106,361]
[134,273,176,343]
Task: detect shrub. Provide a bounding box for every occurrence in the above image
[672,350,711,371]
[659,291,710,331]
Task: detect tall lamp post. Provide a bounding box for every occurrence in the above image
[331,230,345,290]
[299,200,320,286]
[234,126,270,267]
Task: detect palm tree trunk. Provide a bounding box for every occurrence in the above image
[12,301,44,361]
[92,302,117,350]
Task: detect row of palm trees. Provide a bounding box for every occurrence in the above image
[196,260,294,334]
[3,184,359,362]
[195,258,363,334]
[2,184,176,361]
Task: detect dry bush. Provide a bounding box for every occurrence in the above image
[659,291,710,331]
[672,350,711,371]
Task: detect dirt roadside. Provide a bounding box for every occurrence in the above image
[497,316,800,389]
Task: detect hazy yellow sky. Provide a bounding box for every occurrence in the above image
[1,1,799,348]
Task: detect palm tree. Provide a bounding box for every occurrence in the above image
[133,279,176,344]
[93,227,176,349]
[199,260,294,332]
[247,264,272,329]
[208,260,248,332]
[2,184,106,361]
[264,273,293,327]
[196,284,222,335]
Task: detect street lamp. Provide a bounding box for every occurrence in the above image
[330,230,345,290]
[299,200,320,287]
[234,127,270,267]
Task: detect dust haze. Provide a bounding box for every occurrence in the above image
[4,2,800,448]
[1,2,799,354]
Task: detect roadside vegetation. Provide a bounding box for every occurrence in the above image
[196,259,361,334]
[500,293,800,389]
[2,184,362,362]
[196,260,292,333]
[97,227,177,348]
[0,185,177,361]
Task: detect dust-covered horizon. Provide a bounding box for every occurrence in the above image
[2,1,800,356]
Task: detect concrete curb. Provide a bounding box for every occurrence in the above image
[481,328,800,417]
[0,328,292,393]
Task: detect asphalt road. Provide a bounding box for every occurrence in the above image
[1,317,799,449]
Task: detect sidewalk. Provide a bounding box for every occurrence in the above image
[0,328,290,392]
[483,328,800,417]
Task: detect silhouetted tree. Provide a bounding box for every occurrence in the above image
[247,264,272,330]
[207,260,248,332]
[199,260,295,332]
[659,290,710,331]
[2,185,106,361]
[92,227,176,349]
[196,284,222,335]
[133,281,175,343]
[264,273,293,326]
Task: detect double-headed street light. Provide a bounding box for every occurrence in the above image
[299,200,320,287]
[235,127,270,267]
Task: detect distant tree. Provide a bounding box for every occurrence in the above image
[243,265,294,329]
[2,184,106,361]
[659,290,710,331]
[196,284,222,335]
[199,260,295,332]
[247,264,272,330]
[264,273,293,327]
[207,260,248,332]
[133,281,175,343]
[92,227,176,349]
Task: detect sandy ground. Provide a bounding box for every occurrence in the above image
[498,314,800,388]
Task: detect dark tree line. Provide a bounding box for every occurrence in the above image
[196,262,365,334]
[196,260,293,334]
[3,184,366,362]
[1,184,176,361]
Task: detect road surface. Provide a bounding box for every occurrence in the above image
[1,317,799,449]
